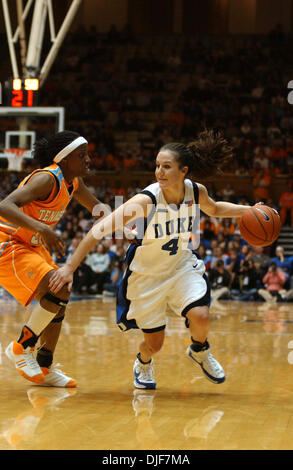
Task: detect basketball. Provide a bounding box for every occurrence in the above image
[239,205,281,247]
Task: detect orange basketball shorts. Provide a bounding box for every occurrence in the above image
[0,232,58,306]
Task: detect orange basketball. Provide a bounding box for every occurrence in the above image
[239,205,281,247]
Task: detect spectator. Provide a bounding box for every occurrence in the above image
[269,140,287,171]
[254,140,271,159]
[232,259,260,301]
[86,243,111,294]
[240,244,251,259]
[226,247,244,274]
[197,245,213,271]
[123,152,137,170]
[217,183,236,203]
[267,123,282,141]
[233,230,247,247]
[258,263,286,302]
[110,181,126,197]
[77,210,91,232]
[102,259,125,296]
[210,246,229,269]
[269,246,292,285]
[225,247,245,289]
[251,83,264,100]
[252,167,272,203]
[279,181,293,227]
[215,218,236,238]
[209,260,231,301]
[253,145,270,170]
[201,219,216,248]
[68,237,93,294]
[250,246,270,273]
[216,232,227,250]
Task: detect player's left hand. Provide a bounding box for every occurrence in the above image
[49,265,74,293]
[254,201,279,215]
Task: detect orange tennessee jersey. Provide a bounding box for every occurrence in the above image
[0,164,79,246]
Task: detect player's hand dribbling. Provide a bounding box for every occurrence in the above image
[39,225,66,258]
[49,265,74,293]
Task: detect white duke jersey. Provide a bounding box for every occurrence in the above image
[128,179,204,276]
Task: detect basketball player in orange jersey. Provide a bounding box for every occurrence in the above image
[0,131,111,387]
[49,131,263,389]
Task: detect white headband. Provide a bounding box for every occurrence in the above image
[53,137,88,163]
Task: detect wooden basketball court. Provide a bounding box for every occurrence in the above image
[0,296,293,450]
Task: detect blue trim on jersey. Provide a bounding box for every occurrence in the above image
[140,190,157,206]
[192,249,202,259]
[44,167,63,192]
[192,182,199,204]
[0,240,10,257]
[116,243,139,331]
[0,221,17,228]
[49,167,63,185]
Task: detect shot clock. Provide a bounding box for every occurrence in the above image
[6,78,39,107]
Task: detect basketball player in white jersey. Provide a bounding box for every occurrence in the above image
[49,130,254,389]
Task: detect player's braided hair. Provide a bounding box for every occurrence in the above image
[32,130,80,167]
[160,129,234,178]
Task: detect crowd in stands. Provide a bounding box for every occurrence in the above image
[29,25,293,181]
[2,27,293,180]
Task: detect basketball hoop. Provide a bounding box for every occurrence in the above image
[3,148,32,171]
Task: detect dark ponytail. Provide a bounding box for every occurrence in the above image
[160,129,234,178]
[32,130,80,167]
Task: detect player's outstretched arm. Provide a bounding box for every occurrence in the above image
[48,193,152,293]
[198,183,257,218]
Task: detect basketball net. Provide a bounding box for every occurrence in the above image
[4,148,32,171]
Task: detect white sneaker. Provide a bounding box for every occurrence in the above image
[186,344,225,384]
[5,341,44,384]
[39,364,77,388]
[133,358,156,389]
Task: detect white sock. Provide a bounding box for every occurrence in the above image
[27,303,57,336]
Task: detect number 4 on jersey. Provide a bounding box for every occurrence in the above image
[161,238,179,256]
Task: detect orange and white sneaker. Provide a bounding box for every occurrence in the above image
[5,341,44,384]
[40,364,77,388]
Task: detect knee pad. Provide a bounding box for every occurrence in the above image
[42,292,68,308]
[51,314,65,323]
